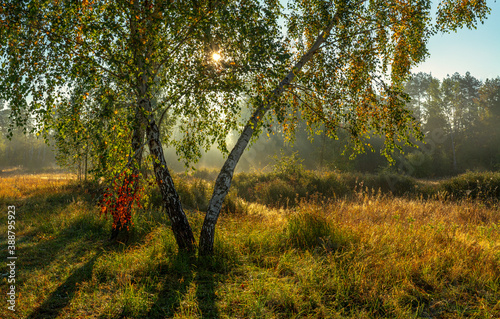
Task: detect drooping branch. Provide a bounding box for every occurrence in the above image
[198,1,359,255]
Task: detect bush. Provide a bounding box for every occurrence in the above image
[309,172,348,198]
[342,171,417,196]
[374,171,417,195]
[287,212,332,249]
[144,176,212,212]
[271,151,305,177]
[191,168,219,181]
[175,178,212,211]
[221,190,248,215]
[233,170,350,207]
[441,171,500,201]
[262,178,299,207]
[232,170,418,207]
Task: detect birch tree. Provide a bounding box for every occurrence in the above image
[1,0,286,249]
[198,0,491,254]
[0,0,490,254]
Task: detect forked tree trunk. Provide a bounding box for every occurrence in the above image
[142,99,196,252]
[198,8,346,255]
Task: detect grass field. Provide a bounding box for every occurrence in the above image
[0,172,499,318]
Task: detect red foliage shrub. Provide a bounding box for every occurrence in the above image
[99,172,142,231]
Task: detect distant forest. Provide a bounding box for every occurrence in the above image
[1,72,499,178]
[0,105,55,172]
[341,72,500,177]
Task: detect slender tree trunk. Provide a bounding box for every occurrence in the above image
[320,132,326,169]
[30,143,34,166]
[198,8,346,255]
[141,99,196,252]
[450,128,457,172]
[37,143,42,163]
[84,142,88,182]
[77,154,81,181]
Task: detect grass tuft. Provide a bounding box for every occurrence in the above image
[286,210,333,250]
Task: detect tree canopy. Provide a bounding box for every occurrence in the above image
[1,0,286,171]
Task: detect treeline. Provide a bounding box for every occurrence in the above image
[250,72,500,177]
[401,72,500,176]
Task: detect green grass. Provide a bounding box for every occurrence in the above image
[1,173,499,318]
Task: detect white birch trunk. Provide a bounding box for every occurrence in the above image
[198,11,345,255]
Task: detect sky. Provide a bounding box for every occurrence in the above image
[413,1,500,81]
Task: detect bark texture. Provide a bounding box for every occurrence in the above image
[198,9,346,255]
[142,99,196,252]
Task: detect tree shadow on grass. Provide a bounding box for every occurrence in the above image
[195,267,220,319]
[5,185,107,275]
[27,252,101,319]
[145,252,197,318]
[13,210,107,319]
[18,212,107,274]
[146,254,222,319]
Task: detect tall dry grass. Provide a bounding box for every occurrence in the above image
[1,172,499,318]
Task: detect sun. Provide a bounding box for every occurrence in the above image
[212,52,221,62]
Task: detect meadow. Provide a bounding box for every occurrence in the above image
[0,169,499,318]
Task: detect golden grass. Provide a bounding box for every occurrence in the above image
[1,174,499,318]
[0,173,75,200]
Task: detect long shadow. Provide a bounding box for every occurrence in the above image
[16,212,107,274]
[146,253,224,319]
[146,252,197,318]
[195,265,220,319]
[0,210,105,307]
[5,197,107,318]
[27,253,101,319]
[5,182,111,275]
[0,188,95,270]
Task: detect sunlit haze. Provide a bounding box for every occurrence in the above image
[212,52,221,62]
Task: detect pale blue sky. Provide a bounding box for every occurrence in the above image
[413,1,500,81]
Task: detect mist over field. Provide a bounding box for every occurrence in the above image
[2,71,499,179]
